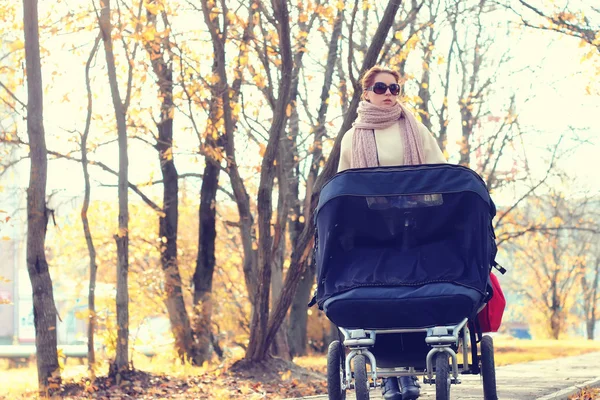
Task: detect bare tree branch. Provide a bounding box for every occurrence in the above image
[0,81,26,109]
[494,135,563,230]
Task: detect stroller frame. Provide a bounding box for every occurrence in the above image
[339,318,468,390]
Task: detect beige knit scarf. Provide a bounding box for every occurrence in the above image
[351,101,425,168]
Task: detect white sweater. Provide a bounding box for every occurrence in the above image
[337,120,446,172]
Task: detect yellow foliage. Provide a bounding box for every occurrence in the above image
[8,39,24,52]
[162,147,173,161]
[142,28,156,42]
[280,369,292,380]
[144,1,162,15]
[580,49,595,63]
[252,74,266,89]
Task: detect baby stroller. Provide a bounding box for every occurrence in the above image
[312,164,500,400]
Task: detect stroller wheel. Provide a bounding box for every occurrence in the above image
[353,354,370,400]
[481,335,498,400]
[327,340,346,400]
[435,353,450,400]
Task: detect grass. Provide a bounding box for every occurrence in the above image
[0,352,206,399]
[0,359,100,399]
[492,337,600,366]
[0,362,46,399]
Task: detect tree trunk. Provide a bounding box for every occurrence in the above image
[417,25,434,132]
[437,10,457,153]
[195,0,253,364]
[289,8,343,356]
[245,0,294,362]
[193,151,220,363]
[337,54,348,116]
[267,9,320,358]
[589,269,598,340]
[587,319,595,340]
[550,309,561,339]
[144,6,197,365]
[457,0,487,168]
[459,103,473,167]
[270,195,288,360]
[397,0,419,75]
[199,0,259,310]
[550,277,561,339]
[269,112,299,359]
[158,110,196,365]
[99,0,129,374]
[270,236,291,359]
[81,35,101,374]
[22,0,60,392]
[264,0,403,358]
[583,258,599,340]
[288,259,315,357]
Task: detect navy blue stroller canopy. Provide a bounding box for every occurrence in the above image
[314,164,497,328]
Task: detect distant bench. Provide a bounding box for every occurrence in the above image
[0,344,160,367]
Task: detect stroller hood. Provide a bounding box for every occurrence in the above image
[314,164,497,309]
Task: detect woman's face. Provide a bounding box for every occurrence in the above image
[364,72,400,108]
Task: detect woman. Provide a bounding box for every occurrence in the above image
[338,66,445,172]
[338,66,446,400]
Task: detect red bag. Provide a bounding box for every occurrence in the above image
[477,272,506,333]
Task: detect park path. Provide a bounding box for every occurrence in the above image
[284,351,600,400]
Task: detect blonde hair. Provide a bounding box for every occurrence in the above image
[360,65,403,101]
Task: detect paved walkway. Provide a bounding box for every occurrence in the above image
[285,351,600,400]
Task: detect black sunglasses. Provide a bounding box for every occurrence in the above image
[366,82,401,96]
